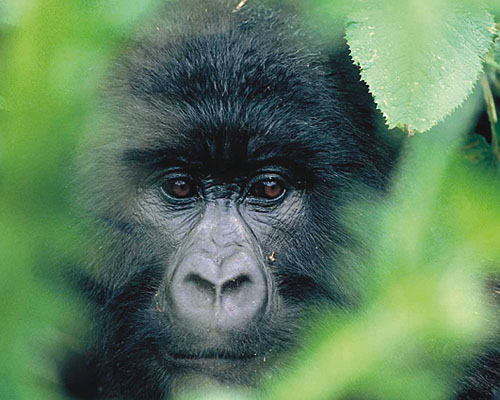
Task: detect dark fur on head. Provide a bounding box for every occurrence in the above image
[63,1,396,399]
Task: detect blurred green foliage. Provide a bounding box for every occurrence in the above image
[0,0,160,398]
[1,1,499,399]
[263,90,500,400]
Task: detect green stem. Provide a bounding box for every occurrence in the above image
[480,74,500,164]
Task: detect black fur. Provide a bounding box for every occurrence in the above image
[61,2,498,399]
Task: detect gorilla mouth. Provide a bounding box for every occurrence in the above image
[172,352,258,362]
[167,352,264,377]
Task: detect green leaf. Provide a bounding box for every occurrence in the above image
[263,83,494,400]
[346,0,495,133]
[0,0,161,398]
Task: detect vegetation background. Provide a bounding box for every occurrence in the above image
[1,0,500,399]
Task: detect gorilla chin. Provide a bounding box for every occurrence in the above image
[62,1,395,399]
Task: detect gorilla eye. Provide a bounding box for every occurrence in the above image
[162,178,196,200]
[249,178,286,200]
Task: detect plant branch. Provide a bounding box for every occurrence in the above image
[480,74,500,164]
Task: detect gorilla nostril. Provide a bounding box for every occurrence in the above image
[170,252,267,331]
[184,273,216,296]
[221,275,251,294]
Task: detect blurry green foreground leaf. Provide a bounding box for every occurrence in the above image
[263,87,499,400]
[0,0,160,398]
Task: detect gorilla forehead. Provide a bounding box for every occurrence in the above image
[118,17,353,175]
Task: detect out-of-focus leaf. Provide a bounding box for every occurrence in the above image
[441,163,500,262]
[263,82,496,400]
[0,0,32,26]
[346,0,495,134]
[0,0,161,398]
[462,133,499,169]
[299,0,353,41]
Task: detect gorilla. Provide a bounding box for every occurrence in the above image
[60,1,498,399]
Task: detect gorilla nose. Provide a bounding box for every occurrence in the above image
[169,251,267,331]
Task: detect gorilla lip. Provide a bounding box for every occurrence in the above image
[166,351,264,372]
[172,352,258,362]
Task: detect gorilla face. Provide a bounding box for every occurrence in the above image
[72,3,390,398]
